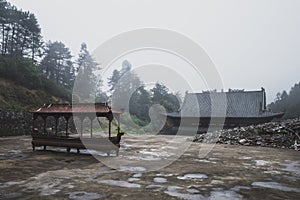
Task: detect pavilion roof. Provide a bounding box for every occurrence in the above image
[31,103,122,116]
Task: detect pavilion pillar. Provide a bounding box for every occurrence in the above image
[107,113,113,138]
[54,116,59,136]
[90,116,93,138]
[42,115,47,134]
[64,115,71,137]
[108,120,111,138]
[32,114,36,133]
[80,117,83,137]
[116,114,120,134]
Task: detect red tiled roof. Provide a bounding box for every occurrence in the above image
[32,103,122,114]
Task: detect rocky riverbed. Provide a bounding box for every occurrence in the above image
[0,134,299,199]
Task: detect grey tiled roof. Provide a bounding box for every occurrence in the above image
[171,90,282,118]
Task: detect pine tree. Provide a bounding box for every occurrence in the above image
[39,41,74,89]
[73,43,98,101]
[0,0,42,59]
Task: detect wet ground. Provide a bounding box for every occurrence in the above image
[0,135,299,199]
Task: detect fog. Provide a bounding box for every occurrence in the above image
[10,0,300,103]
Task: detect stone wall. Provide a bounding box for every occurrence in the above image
[0,110,32,136]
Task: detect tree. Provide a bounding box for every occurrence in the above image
[73,43,98,101]
[151,82,180,112]
[108,69,121,92]
[0,0,42,59]
[110,60,142,110]
[107,62,182,128]
[129,86,152,125]
[268,82,300,119]
[95,79,109,103]
[39,41,75,89]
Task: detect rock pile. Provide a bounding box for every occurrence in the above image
[193,118,300,149]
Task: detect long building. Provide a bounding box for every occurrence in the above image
[163,88,284,134]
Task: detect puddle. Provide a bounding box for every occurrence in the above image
[69,191,104,200]
[208,157,219,161]
[132,173,142,178]
[8,150,21,153]
[211,180,224,185]
[164,186,205,200]
[153,177,167,183]
[281,161,300,177]
[254,160,270,166]
[128,178,140,182]
[167,186,184,191]
[0,180,26,188]
[138,150,170,158]
[264,170,282,175]
[230,185,251,192]
[119,166,146,172]
[177,174,208,180]
[145,184,164,189]
[96,180,141,188]
[240,156,252,160]
[210,190,243,200]
[252,182,300,192]
[186,188,200,194]
[5,150,29,159]
[194,159,211,163]
[1,166,114,196]
[139,156,161,161]
[156,173,175,177]
[24,176,64,196]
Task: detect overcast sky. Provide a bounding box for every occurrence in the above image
[10,0,300,103]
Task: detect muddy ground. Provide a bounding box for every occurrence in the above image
[0,135,299,200]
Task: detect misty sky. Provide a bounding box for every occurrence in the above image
[10,0,300,103]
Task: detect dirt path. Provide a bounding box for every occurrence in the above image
[0,135,299,199]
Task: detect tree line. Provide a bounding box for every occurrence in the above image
[0,0,42,59]
[268,82,300,119]
[107,60,180,126]
[0,0,180,127]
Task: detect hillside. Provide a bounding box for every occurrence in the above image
[0,55,72,110]
[0,77,70,110]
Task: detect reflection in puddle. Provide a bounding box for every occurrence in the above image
[177,174,208,180]
[0,180,26,188]
[164,186,204,200]
[230,185,251,191]
[96,179,141,188]
[281,161,300,177]
[156,173,174,177]
[119,166,146,172]
[254,160,270,166]
[139,156,161,161]
[145,184,164,189]
[69,191,104,200]
[186,188,200,194]
[138,150,170,157]
[208,157,219,161]
[132,173,142,178]
[240,156,252,160]
[153,177,167,183]
[211,180,224,185]
[210,190,242,200]
[128,178,140,182]
[252,182,300,192]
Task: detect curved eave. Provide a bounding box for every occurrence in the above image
[165,112,285,119]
